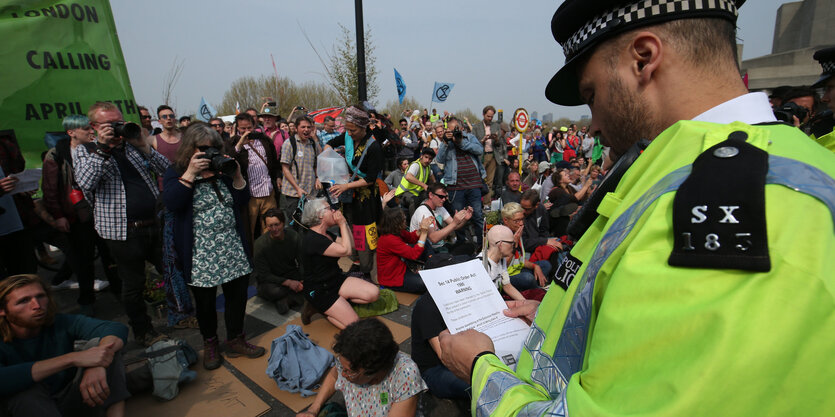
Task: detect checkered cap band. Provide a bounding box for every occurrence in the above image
[563,0,739,59]
[822,60,835,74]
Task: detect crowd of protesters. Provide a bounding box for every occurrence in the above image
[0,75,831,415]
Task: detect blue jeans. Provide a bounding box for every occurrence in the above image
[510,260,552,291]
[450,187,484,248]
[421,364,470,399]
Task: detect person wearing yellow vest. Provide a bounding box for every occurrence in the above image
[395,148,436,217]
[429,109,441,124]
[437,1,835,416]
[810,46,835,153]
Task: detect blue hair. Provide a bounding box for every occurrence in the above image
[62,114,90,131]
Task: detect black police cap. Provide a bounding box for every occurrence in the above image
[812,46,835,88]
[546,0,745,106]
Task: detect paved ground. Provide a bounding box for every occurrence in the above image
[44,258,471,417]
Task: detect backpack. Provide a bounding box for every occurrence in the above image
[143,339,199,401]
[289,135,319,183]
[266,324,334,397]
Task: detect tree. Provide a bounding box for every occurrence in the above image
[161,56,184,106]
[380,96,423,122]
[218,74,340,117]
[303,23,379,106]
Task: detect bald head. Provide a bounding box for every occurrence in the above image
[487,225,514,246]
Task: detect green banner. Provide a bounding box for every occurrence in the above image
[0,0,136,165]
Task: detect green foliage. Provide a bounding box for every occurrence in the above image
[380,96,423,121]
[326,23,379,106]
[217,74,341,117]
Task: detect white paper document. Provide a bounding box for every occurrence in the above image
[9,169,41,195]
[420,259,530,368]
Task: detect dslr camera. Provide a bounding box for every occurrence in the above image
[111,121,141,140]
[452,127,463,141]
[200,147,237,176]
[773,102,809,125]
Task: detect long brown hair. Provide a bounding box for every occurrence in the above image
[173,122,224,171]
[0,275,57,342]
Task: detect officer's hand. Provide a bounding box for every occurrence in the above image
[438,329,494,381]
[504,299,540,324]
[80,366,110,407]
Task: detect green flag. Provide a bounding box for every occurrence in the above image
[0,0,137,164]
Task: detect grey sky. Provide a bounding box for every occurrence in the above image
[111,0,793,120]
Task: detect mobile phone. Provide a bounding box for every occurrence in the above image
[268,101,276,106]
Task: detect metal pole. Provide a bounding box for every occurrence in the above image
[354,0,367,103]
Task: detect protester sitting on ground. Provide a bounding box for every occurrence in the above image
[500,202,551,290]
[298,318,426,417]
[299,198,379,329]
[483,225,525,301]
[0,274,129,417]
[252,209,304,315]
[162,123,265,370]
[410,293,470,400]
[409,183,473,256]
[519,189,563,254]
[499,171,523,204]
[376,207,433,294]
[547,168,585,236]
[384,158,409,191]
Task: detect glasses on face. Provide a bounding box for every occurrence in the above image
[497,240,517,248]
[433,192,448,201]
[210,123,223,128]
[160,114,176,120]
[337,356,365,379]
[140,115,152,120]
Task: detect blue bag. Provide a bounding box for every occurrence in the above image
[265,324,334,397]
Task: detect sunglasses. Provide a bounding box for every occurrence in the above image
[140,115,152,119]
[160,114,177,120]
[433,192,448,200]
[210,123,223,128]
[497,240,517,248]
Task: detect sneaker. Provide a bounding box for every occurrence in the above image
[140,329,169,348]
[203,336,224,370]
[224,334,265,359]
[52,280,77,291]
[93,279,110,292]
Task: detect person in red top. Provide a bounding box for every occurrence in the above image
[375,207,433,293]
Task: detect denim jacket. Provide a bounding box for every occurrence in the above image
[435,132,486,185]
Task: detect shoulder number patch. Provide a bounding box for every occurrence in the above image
[668,131,771,272]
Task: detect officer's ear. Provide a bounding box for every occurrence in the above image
[628,31,663,86]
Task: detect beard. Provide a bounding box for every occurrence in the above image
[601,75,662,159]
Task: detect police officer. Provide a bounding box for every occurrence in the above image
[811,46,835,152]
[439,1,835,416]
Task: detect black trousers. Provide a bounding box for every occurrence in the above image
[0,229,36,278]
[55,222,97,305]
[257,282,292,303]
[191,275,249,340]
[105,225,162,339]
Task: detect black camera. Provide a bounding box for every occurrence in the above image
[267,101,277,106]
[773,102,809,125]
[452,128,463,141]
[200,147,237,176]
[111,121,141,140]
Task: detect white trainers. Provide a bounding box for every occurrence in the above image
[93,280,110,292]
[52,280,77,290]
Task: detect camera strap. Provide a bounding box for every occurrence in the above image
[246,140,269,168]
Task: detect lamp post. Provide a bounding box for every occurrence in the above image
[354,0,367,102]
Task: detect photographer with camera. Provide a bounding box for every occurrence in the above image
[434,117,486,250]
[773,86,818,132]
[163,123,265,370]
[231,113,282,245]
[74,101,170,347]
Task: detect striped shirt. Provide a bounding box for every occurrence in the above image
[448,151,481,190]
[244,140,273,197]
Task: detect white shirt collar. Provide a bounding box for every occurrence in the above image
[691,92,777,125]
